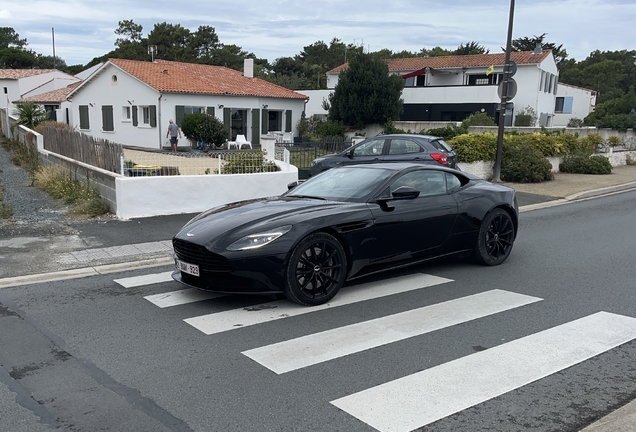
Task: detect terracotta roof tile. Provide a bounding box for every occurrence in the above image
[0,69,60,79]
[109,59,308,99]
[16,82,81,103]
[328,50,553,73]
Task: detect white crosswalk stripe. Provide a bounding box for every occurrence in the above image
[144,289,224,308]
[330,311,636,432]
[114,271,174,288]
[242,289,542,374]
[183,273,453,335]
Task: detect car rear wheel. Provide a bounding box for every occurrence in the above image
[472,208,515,266]
[284,232,347,306]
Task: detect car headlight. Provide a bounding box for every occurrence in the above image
[226,225,292,251]
[310,158,325,167]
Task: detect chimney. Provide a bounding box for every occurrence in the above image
[244,57,254,78]
[533,42,542,54]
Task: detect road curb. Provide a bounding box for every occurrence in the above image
[0,256,174,289]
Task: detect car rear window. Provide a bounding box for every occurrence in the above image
[430,139,453,153]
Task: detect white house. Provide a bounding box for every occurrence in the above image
[16,82,80,124]
[304,50,592,128]
[66,58,308,149]
[1,69,80,116]
[552,83,596,127]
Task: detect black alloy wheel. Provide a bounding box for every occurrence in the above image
[284,232,347,306]
[473,208,515,266]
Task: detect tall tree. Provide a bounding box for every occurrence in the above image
[0,27,27,49]
[511,33,568,65]
[419,46,454,57]
[189,25,220,62]
[328,52,403,128]
[454,41,489,55]
[147,22,193,61]
[114,20,143,47]
[0,47,37,68]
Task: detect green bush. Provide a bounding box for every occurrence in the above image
[567,117,585,127]
[221,150,280,174]
[500,143,553,183]
[462,111,495,128]
[180,113,228,147]
[559,153,612,174]
[447,133,498,163]
[423,124,467,140]
[596,114,636,131]
[315,119,346,137]
[383,119,407,134]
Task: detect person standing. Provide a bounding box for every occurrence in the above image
[166,119,182,152]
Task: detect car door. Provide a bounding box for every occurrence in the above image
[341,137,387,167]
[367,169,458,266]
[381,138,427,163]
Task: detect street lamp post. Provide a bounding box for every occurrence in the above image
[492,0,516,182]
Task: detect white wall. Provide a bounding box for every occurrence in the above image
[22,77,80,98]
[115,164,298,219]
[553,83,596,127]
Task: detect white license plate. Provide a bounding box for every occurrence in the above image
[176,259,199,277]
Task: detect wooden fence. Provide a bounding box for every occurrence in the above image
[42,127,122,174]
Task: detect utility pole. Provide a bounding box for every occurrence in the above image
[492,0,515,182]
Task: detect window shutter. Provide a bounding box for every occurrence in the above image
[149,105,157,127]
[223,108,231,137]
[285,110,292,132]
[251,109,260,146]
[132,106,138,126]
[101,105,114,131]
[261,109,268,134]
[79,105,89,130]
[175,105,185,126]
[206,106,215,117]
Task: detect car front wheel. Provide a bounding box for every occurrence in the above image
[473,208,515,266]
[284,232,347,306]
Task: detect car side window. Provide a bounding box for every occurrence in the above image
[353,138,385,156]
[388,139,421,155]
[390,170,446,196]
[445,172,462,192]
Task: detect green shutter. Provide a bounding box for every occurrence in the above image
[132,106,138,126]
[223,107,231,137]
[149,105,157,127]
[206,106,215,117]
[251,109,260,146]
[175,105,185,126]
[261,109,268,134]
[79,105,89,130]
[285,110,292,132]
[101,105,114,131]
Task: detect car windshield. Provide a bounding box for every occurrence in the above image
[286,167,394,202]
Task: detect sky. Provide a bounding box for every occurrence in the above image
[1,0,635,67]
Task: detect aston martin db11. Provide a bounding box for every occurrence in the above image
[172,163,518,306]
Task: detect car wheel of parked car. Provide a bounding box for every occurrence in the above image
[473,208,515,266]
[284,232,347,306]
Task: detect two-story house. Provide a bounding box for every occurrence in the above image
[66,58,308,149]
[304,50,593,128]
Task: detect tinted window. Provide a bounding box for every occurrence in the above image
[388,139,422,155]
[430,139,453,153]
[390,170,446,197]
[445,172,462,191]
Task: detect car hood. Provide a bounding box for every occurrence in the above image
[174,196,349,244]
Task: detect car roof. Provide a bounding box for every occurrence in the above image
[372,134,441,140]
[333,162,459,173]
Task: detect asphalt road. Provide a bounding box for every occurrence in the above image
[1,190,636,431]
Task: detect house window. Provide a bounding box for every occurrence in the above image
[268,111,282,132]
[184,106,205,115]
[122,106,131,122]
[102,105,114,132]
[404,77,415,87]
[468,74,496,85]
[141,106,150,125]
[79,105,90,130]
[3,87,7,94]
[555,96,573,114]
[136,105,157,127]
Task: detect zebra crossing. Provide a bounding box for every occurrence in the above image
[115,269,636,431]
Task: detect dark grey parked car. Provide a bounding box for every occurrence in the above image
[309,134,458,177]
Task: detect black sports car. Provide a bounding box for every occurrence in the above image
[309,133,458,177]
[172,163,518,306]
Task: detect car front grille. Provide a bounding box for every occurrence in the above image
[172,238,232,272]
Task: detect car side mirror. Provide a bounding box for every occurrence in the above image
[287,181,298,190]
[347,148,355,159]
[391,186,420,200]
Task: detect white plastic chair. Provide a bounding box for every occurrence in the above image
[229,135,252,150]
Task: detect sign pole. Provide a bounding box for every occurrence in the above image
[492,0,515,182]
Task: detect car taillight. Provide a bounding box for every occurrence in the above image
[430,153,448,166]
